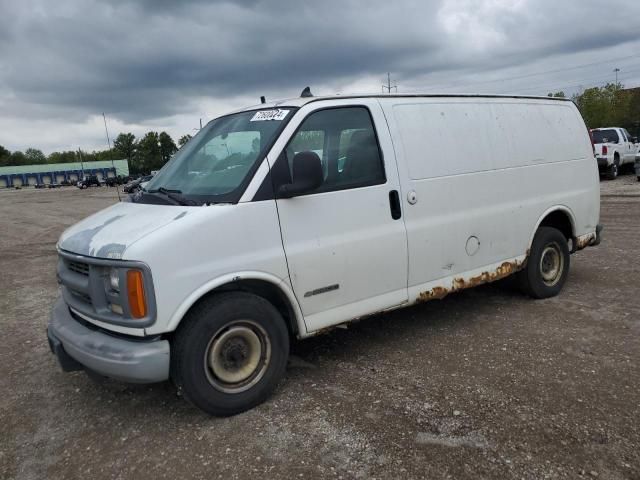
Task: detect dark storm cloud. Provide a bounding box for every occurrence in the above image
[0,0,639,151]
[0,0,448,120]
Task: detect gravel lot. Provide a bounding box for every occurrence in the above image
[1,176,639,480]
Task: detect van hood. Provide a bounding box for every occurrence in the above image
[58,201,194,259]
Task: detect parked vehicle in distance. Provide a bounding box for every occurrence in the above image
[104,176,122,187]
[138,175,154,191]
[48,93,602,416]
[123,174,153,193]
[635,150,640,182]
[33,182,60,189]
[592,127,637,179]
[76,175,101,189]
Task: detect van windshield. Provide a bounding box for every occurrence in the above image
[142,109,293,204]
[592,129,619,144]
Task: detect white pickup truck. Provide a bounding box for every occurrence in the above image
[592,127,638,179]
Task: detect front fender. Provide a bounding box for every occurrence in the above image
[164,271,306,336]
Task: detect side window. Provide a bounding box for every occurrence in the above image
[285,107,385,193]
[287,130,325,175]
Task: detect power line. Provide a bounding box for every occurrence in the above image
[504,65,640,94]
[418,63,640,96]
[421,53,640,92]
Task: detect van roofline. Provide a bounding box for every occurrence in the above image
[236,93,573,112]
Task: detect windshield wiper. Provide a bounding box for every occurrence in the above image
[147,187,199,206]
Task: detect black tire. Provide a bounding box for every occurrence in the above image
[518,227,570,299]
[606,157,619,180]
[170,292,289,416]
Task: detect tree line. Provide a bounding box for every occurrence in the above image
[0,131,193,175]
[548,83,640,136]
[1,83,639,172]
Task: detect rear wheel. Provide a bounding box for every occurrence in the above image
[518,227,570,299]
[171,292,289,416]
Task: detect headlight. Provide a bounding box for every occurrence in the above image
[105,267,148,319]
[109,268,120,292]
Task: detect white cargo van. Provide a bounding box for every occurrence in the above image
[48,93,602,415]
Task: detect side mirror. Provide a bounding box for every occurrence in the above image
[277,151,323,198]
[633,136,638,143]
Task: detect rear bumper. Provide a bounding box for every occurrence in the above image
[596,157,610,169]
[47,296,170,383]
[593,224,603,246]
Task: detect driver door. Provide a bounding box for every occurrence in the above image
[273,101,409,333]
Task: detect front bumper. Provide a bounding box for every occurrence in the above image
[47,296,170,383]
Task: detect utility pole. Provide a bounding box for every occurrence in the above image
[102,112,121,200]
[78,148,84,180]
[614,68,620,87]
[382,72,397,94]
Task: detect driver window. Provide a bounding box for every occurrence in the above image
[284,107,385,193]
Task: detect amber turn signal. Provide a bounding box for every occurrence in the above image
[126,270,147,318]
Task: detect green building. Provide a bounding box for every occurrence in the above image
[0,159,129,188]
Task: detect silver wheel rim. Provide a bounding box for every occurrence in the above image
[204,321,271,393]
[539,243,563,286]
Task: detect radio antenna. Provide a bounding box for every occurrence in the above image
[102,112,121,201]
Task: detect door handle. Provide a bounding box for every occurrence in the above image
[389,190,401,220]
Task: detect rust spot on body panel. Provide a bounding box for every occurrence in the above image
[418,286,449,302]
[417,259,525,303]
[575,233,596,251]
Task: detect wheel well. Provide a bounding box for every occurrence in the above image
[539,210,574,241]
[183,279,299,338]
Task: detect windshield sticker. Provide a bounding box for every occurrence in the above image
[250,109,289,122]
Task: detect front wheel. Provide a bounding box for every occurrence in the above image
[171,292,289,416]
[518,227,570,299]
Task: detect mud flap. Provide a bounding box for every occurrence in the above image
[47,328,83,372]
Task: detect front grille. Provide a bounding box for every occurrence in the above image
[70,289,91,304]
[67,260,89,276]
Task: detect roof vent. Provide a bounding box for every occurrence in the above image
[300,86,313,98]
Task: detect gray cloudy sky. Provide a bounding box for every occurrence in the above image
[1,0,639,154]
